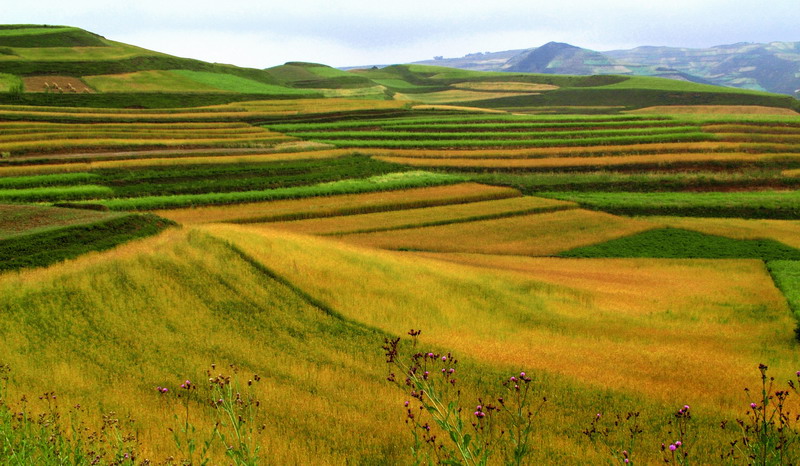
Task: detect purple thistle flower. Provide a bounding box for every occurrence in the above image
[751,402,757,409]
[520,371,526,377]
[675,441,682,447]
[669,444,677,451]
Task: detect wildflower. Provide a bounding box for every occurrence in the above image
[675,441,682,447]
[683,405,690,411]
[520,372,526,377]
[750,402,757,409]
[669,444,677,451]
[510,376,517,382]
[441,356,447,362]
[404,401,409,407]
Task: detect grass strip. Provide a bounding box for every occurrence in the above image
[85,171,465,211]
[538,191,800,219]
[315,133,716,149]
[0,185,113,202]
[558,228,800,260]
[0,213,175,271]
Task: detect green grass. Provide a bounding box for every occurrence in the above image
[0,213,174,271]
[0,185,113,202]
[83,171,465,210]
[0,27,107,48]
[558,227,800,259]
[171,70,318,95]
[590,75,776,95]
[0,172,99,189]
[469,171,800,193]
[0,73,21,92]
[538,191,800,219]
[767,261,800,318]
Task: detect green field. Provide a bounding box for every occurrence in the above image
[2,23,800,464]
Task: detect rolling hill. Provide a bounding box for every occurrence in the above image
[1,23,800,464]
[413,41,800,97]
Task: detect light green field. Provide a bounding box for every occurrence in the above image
[84,70,225,93]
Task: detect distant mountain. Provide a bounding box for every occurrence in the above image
[413,41,800,97]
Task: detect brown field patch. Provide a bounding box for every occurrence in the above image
[155,183,521,224]
[0,204,120,239]
[22,76,94,93]
[335,208,655,255]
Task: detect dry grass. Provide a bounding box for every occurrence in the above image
[641,216,800,249]
[156,183,521,224]
[333,208,655,256]
[628,105,799,116]
[261,196,576,235]
[410,104,509,114]
[0,229,408,462]
[452,82,559,92]
[203,224,799,414]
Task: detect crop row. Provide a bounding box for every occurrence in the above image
[469,170,800,193]
[0,155,404,199]
[266,116,675,132]
[289,126,703,141]
[316,133,717,149]
[372,153,800,172]
[82,171,465,211]
[156,183,521,224]
[269,196,576,236]
[0,135,293,156]
[538,190,800,219]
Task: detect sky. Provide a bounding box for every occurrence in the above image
[5,0,799,69]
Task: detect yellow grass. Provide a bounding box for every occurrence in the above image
[0,229,408,462]
[452,82,559,92]
[641,216,800,249]
[333,208,655,255]
[394,89,539,104]
[261,196,576,235]
[203,224,799,414]
[156,183,521,224]
[372,152,800,169]
[0,149,348,177]
[410,104,509,114]
[628,105,800,116]
[784,168,800,177]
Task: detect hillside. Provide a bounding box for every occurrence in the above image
[1,25,797,113]
[1,23,800,464]
[413,41,800,97]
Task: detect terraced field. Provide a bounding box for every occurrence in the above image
[2,46,800,463]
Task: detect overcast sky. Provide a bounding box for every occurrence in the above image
[5,0,799,69]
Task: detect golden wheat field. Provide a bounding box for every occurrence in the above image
[332,209,656,255]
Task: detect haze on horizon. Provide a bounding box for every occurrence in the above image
[5,0,798,69]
